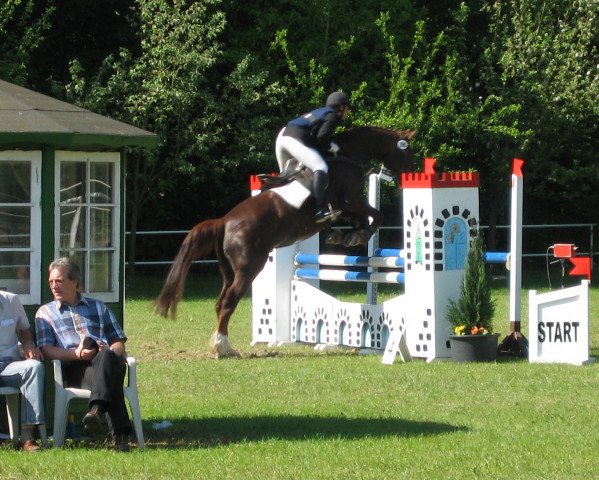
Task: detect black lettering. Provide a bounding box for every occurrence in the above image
[539,321,582,343]
[572,322,579,342]
[546,322,554,341]
[538,322,545,343]
[563,323,571,342]
[554,322,562,342]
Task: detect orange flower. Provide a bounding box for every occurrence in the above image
[470,326,479,335]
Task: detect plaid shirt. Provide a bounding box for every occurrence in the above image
[35,295,126,349]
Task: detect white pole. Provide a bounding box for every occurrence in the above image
[367,173,380,304]
[509,159,524,328]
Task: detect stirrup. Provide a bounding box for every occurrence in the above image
[313,208,340,223]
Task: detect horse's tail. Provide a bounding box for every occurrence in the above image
[155,218,224,318]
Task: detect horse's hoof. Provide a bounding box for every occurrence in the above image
[356,232,370,247]
[326,230,344,245]
[343,231,370,247]
[213,349,241,359]
[211,332,240,358]
[343,233,360,247]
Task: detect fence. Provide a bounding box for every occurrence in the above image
[126,223,597,271]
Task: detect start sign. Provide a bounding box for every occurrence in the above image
[528,280,592,365]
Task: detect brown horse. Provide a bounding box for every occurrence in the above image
[155,127,415,357]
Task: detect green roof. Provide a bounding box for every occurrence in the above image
[0,80,158,149]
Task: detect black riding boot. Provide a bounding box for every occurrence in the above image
[312,170,332,223]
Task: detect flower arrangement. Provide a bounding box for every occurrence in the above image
[446,235,496,336]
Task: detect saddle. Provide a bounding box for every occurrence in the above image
[257,161,309,190]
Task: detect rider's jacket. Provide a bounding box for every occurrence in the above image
[283,106,342,152]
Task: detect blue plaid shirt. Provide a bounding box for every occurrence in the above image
[35,296,126,349]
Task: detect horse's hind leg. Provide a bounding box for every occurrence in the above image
[211,274,254,358]
[215,255,234,320]
[211,247,238,357]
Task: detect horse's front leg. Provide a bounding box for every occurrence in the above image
[343,203,383,247]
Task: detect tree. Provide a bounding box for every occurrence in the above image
[5,0,596,265]
[62,0,290,275]
[28,0,137,93]
[361,7,528,247]
[485,0,599,225]
[0,0,54,85]
[62,0,228,276]
[446,235,496,334]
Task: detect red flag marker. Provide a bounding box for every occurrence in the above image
[569,257,591,282]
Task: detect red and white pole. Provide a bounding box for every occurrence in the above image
[500,158,528,356]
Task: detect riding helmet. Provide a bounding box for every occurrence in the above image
[326,91,350,108]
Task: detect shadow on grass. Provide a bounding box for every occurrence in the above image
[142,414,468,450]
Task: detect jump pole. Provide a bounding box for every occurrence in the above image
[366,168,394,304]
[499,158,528,356]
[367,172,380,304]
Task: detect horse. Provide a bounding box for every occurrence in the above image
[155,126,415,357]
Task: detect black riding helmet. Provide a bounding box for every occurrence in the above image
[326,91,350,109]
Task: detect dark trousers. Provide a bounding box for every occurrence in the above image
[63,349,132,435]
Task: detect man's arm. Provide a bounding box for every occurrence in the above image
[40,336,98,362]
[17,327,42,360]
[40,344,80,362]
[106,340,126,357]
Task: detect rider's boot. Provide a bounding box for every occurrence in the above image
[312,170,334,223]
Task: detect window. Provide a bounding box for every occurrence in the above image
[444,217,468,270]
[55,151,120,302]
[0,151,42,304]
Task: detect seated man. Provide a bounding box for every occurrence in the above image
[0,290,45,452]
[34,257,132,452]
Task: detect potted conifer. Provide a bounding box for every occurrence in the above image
[446,235,499,362]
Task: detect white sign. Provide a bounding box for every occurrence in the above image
[528,280,593,365]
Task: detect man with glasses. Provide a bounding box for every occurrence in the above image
[35,257,132,452]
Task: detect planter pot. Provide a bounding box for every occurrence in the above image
[449,333,500,363]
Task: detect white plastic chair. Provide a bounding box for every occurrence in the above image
[0,386,48,447]
[51,356,144,449]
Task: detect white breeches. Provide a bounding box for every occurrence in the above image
[275,128,328,174]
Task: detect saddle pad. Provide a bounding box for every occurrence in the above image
[270,180,311,209]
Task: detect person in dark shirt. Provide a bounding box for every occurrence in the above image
[275,91,350,222]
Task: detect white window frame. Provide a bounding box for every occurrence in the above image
[0,150,42,305]
[55,151,120,303]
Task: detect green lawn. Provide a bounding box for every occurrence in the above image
[1,269,598,479]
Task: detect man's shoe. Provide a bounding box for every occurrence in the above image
[114,434,131,452]
[83,405,102,434]
[21,439,40,452]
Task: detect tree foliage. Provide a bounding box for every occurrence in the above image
[485,0,599,224]
[0,0,53,85]
[0,0,597,262]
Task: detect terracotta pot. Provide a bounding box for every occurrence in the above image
[449,333,500,362]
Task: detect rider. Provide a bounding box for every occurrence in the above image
[275,91,351,222]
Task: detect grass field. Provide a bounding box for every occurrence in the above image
[0,267,598,479]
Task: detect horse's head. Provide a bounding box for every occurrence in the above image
[377,128,416,181]
[333,127,416,183]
